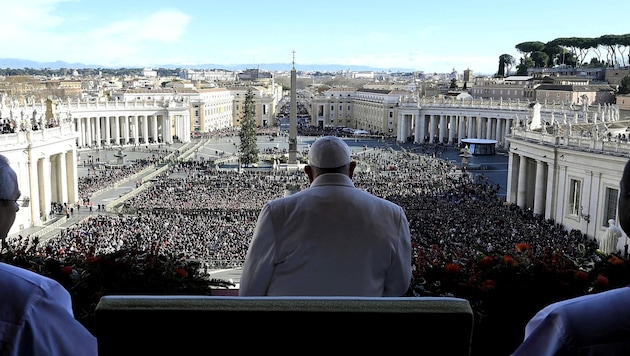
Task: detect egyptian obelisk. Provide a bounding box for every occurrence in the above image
[288,50,298,165]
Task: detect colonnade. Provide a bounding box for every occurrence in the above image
[74,112,191,148]
[76,114,168,148]
[507,153,550,217]
[11,147,78,231]
[397,110,514,147]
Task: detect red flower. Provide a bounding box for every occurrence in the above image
[596,274,609,287]
[515,243,531,253]
[608,255,624,266]
[574,270,589,282]
[481,279,496,292]
[60,266,73,274]
[503,255,518,267]
[175,267,188,278]
[479,256,494,268]
[445,262,461,274]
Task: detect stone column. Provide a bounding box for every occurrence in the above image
[505,119,513,150]
[486,117,493,140]
[417,114,427,143]
[66,149,78,205]
[152,115,159,143]
[458,116,466,141]
[476,117,483,139]
[467,117,475,139]
[28,157,40,224]
[38,155,52,222]
[506,152,518,204]
[412,114,422,144]
[95,117,102,148]
[105,116,111,146]
[448,115,456,144]
[533,159,546,216]
[429,115,437,142]
[544,161,557,220]
[143,115,149,144]
[133,115,139,144]
[123,116,130,144]
[86,117,93,147]
[495,118,503,145]
[163,115,172,144]
[58,153,68,204]
[77,117,84,147]
[517,155,528,208]
[114,116,121,145]
[397,114,404,143]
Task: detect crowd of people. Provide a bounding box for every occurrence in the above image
[9,138,596,271]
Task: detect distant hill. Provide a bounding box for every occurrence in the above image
[0,58,418,73]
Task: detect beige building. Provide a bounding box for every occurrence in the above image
[470,76,534,102]
[309,87,405,134]
[190,88,234,133]
[604,68,630,87]
[353,89,403,134]
[617,94,630,111]
[309,87,356,129]
[229,83,282,128]
[534,82,615,106]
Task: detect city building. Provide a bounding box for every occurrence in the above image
[0,65,629,241]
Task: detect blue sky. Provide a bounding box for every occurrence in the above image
[3,0,629,75]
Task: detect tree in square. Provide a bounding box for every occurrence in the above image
[238,87,259,166]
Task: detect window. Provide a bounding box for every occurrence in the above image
[568,179,581,216]
[331,105,334,111]
[604,187,619,226]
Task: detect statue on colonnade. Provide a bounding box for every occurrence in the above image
[599,219,622,255]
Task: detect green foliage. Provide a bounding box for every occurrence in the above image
[449,78,458,89]
[515,41,546,55]
[516,57,535,75]
[619,76,630,95]
[514,33,630,70]
[530,51,550,68]
[497,54,515,78]
[238,88,259,166]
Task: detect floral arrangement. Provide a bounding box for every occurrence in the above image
[3,240,629,356]
[0,247,233,332]
[408,241,630,355]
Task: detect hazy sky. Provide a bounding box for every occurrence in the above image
[3,0,629,75]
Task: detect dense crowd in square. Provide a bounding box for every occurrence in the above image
[9,140,597,274]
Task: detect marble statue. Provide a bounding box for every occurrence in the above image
[600,219,622,255]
